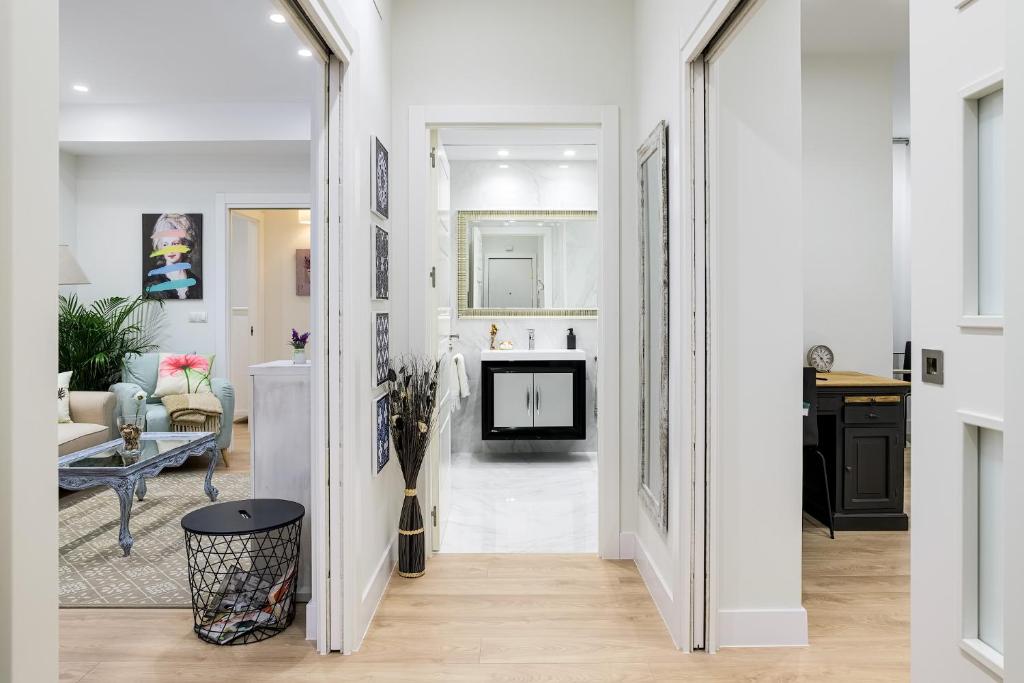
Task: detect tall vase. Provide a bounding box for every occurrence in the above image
[397,486,426,577]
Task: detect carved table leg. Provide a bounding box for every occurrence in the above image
[136,477,147,501]
[204,447,220,502]
[113,479,137,557]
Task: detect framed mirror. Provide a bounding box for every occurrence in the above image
[457,210,598,318]
[638,121,669,532]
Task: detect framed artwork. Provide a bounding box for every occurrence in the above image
[142,213,203,299]
[375,394,390,475]
[374,225,389,300]
[375,312,390,386]
[295,248,311,296]
[372,135,389,219]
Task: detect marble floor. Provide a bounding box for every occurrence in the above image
[440,450,598,553]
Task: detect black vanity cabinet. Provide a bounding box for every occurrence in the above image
[481,359,586,440]
[808,372,910,531]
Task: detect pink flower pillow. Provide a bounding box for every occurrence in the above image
[152,353,214,397]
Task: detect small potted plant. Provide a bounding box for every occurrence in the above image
[290,329,310,364]
[118,390,147,456]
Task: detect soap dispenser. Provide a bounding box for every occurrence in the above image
[566,328,577,350]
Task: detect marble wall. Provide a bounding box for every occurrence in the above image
[449,318,598,454]
[448,159,600,455]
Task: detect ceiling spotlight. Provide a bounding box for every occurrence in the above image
[269,13,286,23]
[297,48,313,58]
[563,149,576,157]
[72,84,90,93]
[559,164,569,169]
[498,164,509,169]
[497,149,510,157]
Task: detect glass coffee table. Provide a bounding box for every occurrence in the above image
[58,432,220,557]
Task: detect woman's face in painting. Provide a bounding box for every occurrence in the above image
[156,235,183,265]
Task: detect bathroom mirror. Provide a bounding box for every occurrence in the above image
[638,121,669,533]
[457,210,598,318]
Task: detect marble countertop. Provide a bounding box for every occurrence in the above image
[480,349,586,362]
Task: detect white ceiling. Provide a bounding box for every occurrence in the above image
[801,0,909,55]
[60,0,319,104]
[440,127,599,161]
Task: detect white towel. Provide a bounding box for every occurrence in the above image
[452,353,471,406]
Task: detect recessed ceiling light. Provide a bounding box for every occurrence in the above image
[498,164,509,169]
[497,149,510,157]
[72,84,89,93]
[297,48,313,58]
[563,149,576,157]
[269,13,286,23]
[559,164,569,169]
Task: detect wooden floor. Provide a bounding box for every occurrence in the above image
[59,437,909,682]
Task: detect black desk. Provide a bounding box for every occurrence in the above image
[805,371,911,531]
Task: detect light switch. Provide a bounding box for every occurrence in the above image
[188,311,208,323]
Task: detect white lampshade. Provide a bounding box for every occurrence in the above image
[58,244,90,285]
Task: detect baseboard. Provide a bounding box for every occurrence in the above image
[718,607,808,647]
[618,531,636,559]
[354,533,397,651]
[632,533,682,648]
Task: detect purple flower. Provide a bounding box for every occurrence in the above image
[290,329,310,349]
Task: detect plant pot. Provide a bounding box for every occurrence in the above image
[292,348,307,364]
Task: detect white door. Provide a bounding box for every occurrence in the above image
[427,132,453,551]
[229,211,262,420]
[533,372,574,427]
[699,0,803,651]
[493,373,535,428]
[911,3,1011,680]
[486,257,535,307]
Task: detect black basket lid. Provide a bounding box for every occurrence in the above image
[181,499,305,535]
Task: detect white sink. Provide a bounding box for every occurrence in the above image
[481,349,585,362]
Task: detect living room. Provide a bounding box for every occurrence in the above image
[56,0,323,624]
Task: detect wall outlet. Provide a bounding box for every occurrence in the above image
[188,311,208,323]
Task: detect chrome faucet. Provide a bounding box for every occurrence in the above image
[528,328,535,350]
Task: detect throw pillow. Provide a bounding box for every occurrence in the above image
[58,371,73,423]
[153,353,215,397]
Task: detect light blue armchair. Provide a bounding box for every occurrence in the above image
[110,353,235,462]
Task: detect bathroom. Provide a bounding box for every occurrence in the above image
[435,126,600,554]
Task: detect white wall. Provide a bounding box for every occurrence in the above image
[65,149,310,361]
[392,0,637,551]
[448,159,600,454]
[259,210,312,360]
[802,54,894,377]
[0,0,59,678]
[910,0,1009,681]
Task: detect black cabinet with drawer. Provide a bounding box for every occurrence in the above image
[807,374,910,531]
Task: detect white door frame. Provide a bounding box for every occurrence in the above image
[408,105,622,558]
[681,0,755,654]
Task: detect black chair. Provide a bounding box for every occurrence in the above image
[803,366,834,539]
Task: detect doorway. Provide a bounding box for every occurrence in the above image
[226,207,312,420]
[408,109,621,560]
[688,0,912,653]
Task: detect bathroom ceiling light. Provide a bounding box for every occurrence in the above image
[269,13,286,23]
[297,48,313,58]
[559,164,569,169]
[563,149,576,157]
[72,84,90,93]
[497,149,510,157]
[498,164,509,169]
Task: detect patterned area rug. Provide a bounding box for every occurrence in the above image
[59,469,250,607]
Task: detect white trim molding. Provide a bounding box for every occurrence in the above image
[960,638,1004,678]
[718,608,809,648]
[633,533,683,648]
[957,409,1004,432]
[354,534,397,653]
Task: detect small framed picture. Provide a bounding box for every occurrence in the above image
[374,312,390,386]
[374,225,389,300]
[371,135,389,219]
[375,394,390,475]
